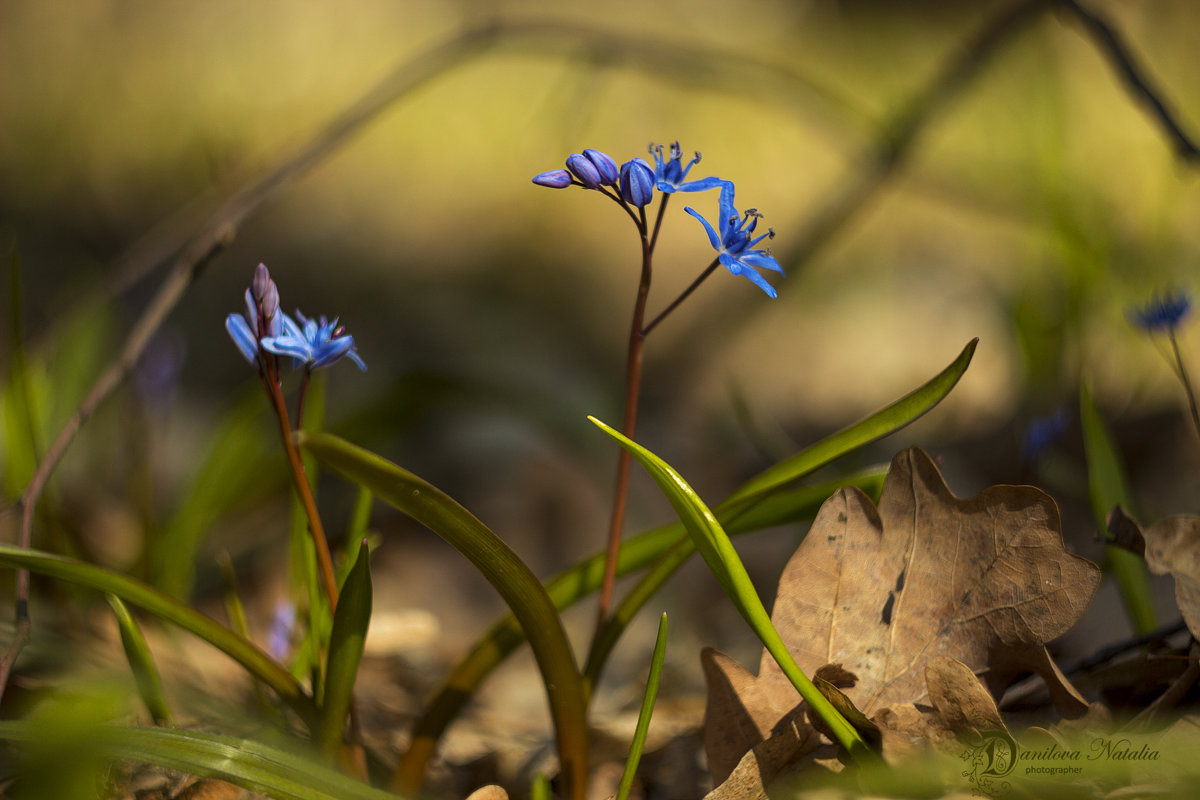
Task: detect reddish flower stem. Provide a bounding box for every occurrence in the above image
[593,198,669,641]
[262,364,339,613]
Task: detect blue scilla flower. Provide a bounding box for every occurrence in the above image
[649,142,726,194]
[1130,289,1192,333]
[262,311,366,371]
[685,183,784,298]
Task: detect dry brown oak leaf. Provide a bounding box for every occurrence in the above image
[1142,515,1200,639]
[705,447,1099,769]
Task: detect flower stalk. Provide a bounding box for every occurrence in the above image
[596,214,653,633]
[225,263,366,615]
[265,375,339,611]
[532,144,784,649]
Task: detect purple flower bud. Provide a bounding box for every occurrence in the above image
[261,280,280,337]
[532,169,572,188]
[565,153,603,189]
[619,158,655,208]
[252,263,272,302]
[583,149,619,186]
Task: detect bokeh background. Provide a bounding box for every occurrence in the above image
[3,0,1200,781]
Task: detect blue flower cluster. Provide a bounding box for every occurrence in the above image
[534,142,784,297]
[226,263,366,371]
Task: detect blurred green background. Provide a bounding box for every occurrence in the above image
[3,0,1200,661]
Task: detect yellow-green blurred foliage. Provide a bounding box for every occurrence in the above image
[4,0,1200,523]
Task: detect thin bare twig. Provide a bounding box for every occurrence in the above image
[4,21,501,700]
[1058,0,1200,164]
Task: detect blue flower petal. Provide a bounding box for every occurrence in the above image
[311,337,353,368]
[684,206,723,251]
[261,334,313,363]
[739,252,785,274]
[226,313,259,363]
[735,266,778,298]
[676,176,727,193]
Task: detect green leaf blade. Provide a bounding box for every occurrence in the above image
[588,416,868,760]
[318,540,373,759]
[106,593,173,727]
[1079,382,1156,634]
[721,338,976,511]
[0,545,314,724]
[297,431,589,800]
[0,723,399,800]
[615,612,668,800]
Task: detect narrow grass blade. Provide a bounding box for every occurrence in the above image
[2,244,44,495]
[0,722,399,800]
[318,540,372,760]
[296,431,589,800]
[1080,382,1156,634]
[0,545,314,724]
[105,594,173,726]
[530,773,551,800]
[615,612,668,800]
[590,416,870,760]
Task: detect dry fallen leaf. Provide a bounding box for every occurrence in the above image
[701,713,824,800]
[924,656,1006,736]
[983,642,1091,719]
[702,647,790,785]
[1141,515,1200,639]
[704,446,1099,776]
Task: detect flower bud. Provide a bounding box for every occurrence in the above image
[583,149,619,186]
[532,169,572,188]
[252,263,272,301]
[565,153,603,189]
[261,280,281,337]
[619,158,655,207]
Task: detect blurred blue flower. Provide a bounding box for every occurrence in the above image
[1021,408,1069,464]
[685,183,784,298]
[263,311,366,371]
[649,142,726,194]
[619,158,655,207]
[1130,289,1192,333]
[266,599,296,661]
